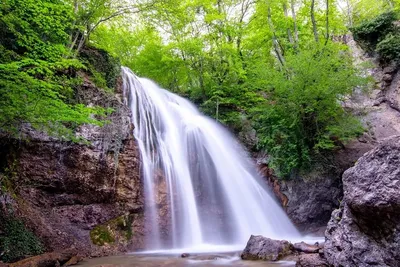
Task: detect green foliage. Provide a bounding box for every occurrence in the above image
[351,10,400,63]
[79,46,121,90]
[0,0,112,141]
[0,214,44,263]
[89,0,374,177]
[90,225,115,246]
[351,11,398,50]
[376,33,400,62]
[115,215,134,240]
[0,59,107,140]
[0,0,73,60]
[250,44,365,177]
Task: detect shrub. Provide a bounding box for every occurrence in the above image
[0,214,44,263]
[351,11,398,50]
[376,33,400,63]
[79,46,121,90]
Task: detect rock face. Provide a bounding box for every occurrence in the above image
[258,160,345,232]
[0,73,145,258]
[241,235,293,261]
[279,173,343,231]
[325,136,400,267]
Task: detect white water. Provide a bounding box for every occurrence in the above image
[122,67,301,251]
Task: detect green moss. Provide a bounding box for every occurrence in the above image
[90,225,115,246]
[118,215,134,240]
[0,214,44,263]
[90,214,135,247]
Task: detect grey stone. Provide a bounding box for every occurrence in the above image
[325,136,400,267]
[293,242,319,253]
[241,235,293,261]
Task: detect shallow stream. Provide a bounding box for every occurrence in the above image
[78,253,295,267]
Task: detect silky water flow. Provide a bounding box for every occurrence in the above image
[122,67,301,252]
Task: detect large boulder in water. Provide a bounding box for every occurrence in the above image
[241,235,293,261]
[325,136,400,266]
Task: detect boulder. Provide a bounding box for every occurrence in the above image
[293,242,319,253]
[295,254,329,267]
[241,235,293,261]
[325,136,400,267]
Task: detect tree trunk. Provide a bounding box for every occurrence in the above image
[268,6,285,67]
[325,0,329,45]
[311,0,319,43]
[291,0,299,45]
[346,0,353,27]
[283,2,294,44]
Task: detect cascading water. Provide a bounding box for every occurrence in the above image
[122,67,301,251]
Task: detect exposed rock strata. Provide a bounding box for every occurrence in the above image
[0,73,146,258]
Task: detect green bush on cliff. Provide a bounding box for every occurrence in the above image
[376,33,400,63]
[0,214,44,263]
[351,11,398,50]
[0,0,113,140]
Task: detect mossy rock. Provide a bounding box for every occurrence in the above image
[90,225,115,246]
[90,214,134,247]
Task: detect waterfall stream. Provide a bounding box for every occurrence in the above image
[122,67,300,252]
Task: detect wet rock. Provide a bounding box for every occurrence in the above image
[257,160,343,232]
[278,174,343,231]
[241,235,293,261]
[295,254,329,267]
[9,251,76,267]
[293,242,319,253]
[325,136,400,267]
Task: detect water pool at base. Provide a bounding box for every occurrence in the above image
[77,253,296,267]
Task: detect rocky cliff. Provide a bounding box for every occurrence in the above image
[0,65,145,260]
[325,136,400,267]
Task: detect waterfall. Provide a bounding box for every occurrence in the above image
[122,67,300,251]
